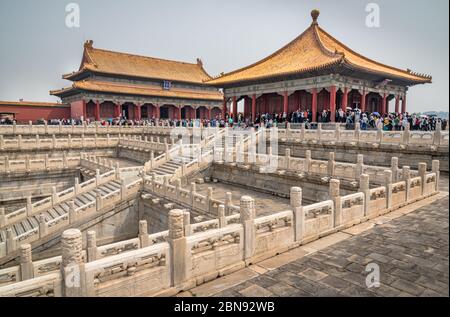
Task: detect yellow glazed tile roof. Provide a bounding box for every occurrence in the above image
[51,80,223,102]
[206,11,431,85]
[63,40,212,84]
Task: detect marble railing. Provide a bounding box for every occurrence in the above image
[275,123,449,147]
[0,177,143,259]
[215,149,430,186]
[0,134,118,151]
[0,154,80,174]
[0,161,440,296]
[0,169,120,230]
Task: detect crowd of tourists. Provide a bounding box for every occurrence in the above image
[0,109,447,131]
[225,108,448,131]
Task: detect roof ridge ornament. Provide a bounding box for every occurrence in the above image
[84,40,94,49]
[311,9,320,25]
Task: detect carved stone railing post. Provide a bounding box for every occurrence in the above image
[120,179,126,200]
[61,229,86,297]
[68,200,76,224]
[432,160,440,192]
[95,192,102,211]
[38,214,48,238]
[95,169,101,186]
[335,124,341,142]
[391,157,399,182]
[402,166,411,202]
[35,134,40,148]
[138,220,150,248]
[168,209,186,287]
[291,187,304,242]
[240,196,255,260]
[51,186,58,206]
[18,134,22,149]
[225,192,232,215]
[68,134,72,148]
[305,150,311,172]
[52,134,56,150]
[19,243,34,281]
[355,154,364,178]
[355,122,361,142]
[0,135,4,150]
[74,177,80,195]
[285,148,291,170]
[0,207,5,227]
[218,205,227,228]
[26,196,32,216]
[317,123,322,141]
[207,187,213,212]
[359,174,370,217]
[330,179,341,227]
[433,122,442,146]
[418,163,427,196]
[6,228,16,254]
[115,163,121,181]
[183,211,192,237]
[402,123,410,144]
[384,170,393,209]
[328,152,335,176]
[298,122,304,141]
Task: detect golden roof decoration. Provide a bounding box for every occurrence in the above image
[206,10,431,86]
[64,40,213,84]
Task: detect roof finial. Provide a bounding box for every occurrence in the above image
[311,9,320,25]
[196,58,203,67]
[84,40,94,49]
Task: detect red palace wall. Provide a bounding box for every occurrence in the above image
[70,100,85,119]
[0,105,71,123]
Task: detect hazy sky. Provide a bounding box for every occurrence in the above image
[0,0,448,112]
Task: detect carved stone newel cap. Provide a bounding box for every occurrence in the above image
[311,9,320,24]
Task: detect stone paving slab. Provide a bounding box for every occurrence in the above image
[183,176,449,297]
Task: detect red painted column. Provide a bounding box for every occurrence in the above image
[360,90,367,113]
[135,104,141,121]
[329,86,337,122]
[114,103,121,118]
[283,91,289,115]
[401,95,407,114]
[95,100,100,121]
[192,107,197,119]
[178,106,182,120]
[222,97,227,118]
[207,107,212,120]
[251,94,256,122]
[312,88,318,122]
[232,96,238,121]
[342,88,348,110]
[82,100,87,119]
[381,93,387,115]
[395,95,400,114]
[156,105,160,119]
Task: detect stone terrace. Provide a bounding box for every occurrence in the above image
[181,176,449,297]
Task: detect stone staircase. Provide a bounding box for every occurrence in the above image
[0,179,123,246]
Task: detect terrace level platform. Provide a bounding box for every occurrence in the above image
[178,176,449,297]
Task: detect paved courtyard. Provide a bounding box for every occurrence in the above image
[178,176,449,297]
